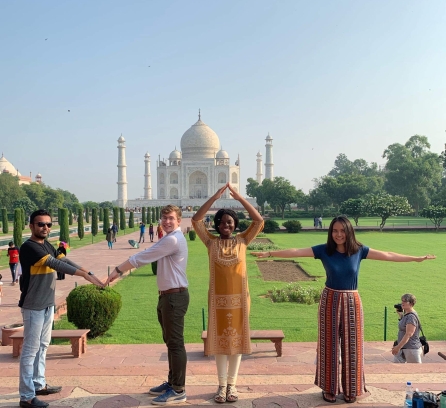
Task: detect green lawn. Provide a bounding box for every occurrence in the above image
[55,230,445,344]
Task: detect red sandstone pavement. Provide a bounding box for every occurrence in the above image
[1,220,446,407]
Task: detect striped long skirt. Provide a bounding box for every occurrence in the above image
[315,287,366,398]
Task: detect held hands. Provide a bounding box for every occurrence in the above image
[85,272,105,288]
[213,183,229,201]
[212,183,242,201]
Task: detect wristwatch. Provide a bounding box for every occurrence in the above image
[88,271,94,276]
[116,266,124,276]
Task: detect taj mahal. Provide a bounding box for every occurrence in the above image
[116,112,274,209]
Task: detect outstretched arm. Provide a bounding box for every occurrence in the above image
[228,184,263,222]
[192,183,228,221]
[367,249,436,262]
[252,248,314,258]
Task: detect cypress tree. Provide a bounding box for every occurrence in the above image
[1,208,8,233]
[147,207,152,224]
[13,209,23,247]
[85,207,90,223]
[59,208,69,243]
[155,206,160,222]
[99,208,103,222]
[103,208,110,234]
[119,208,125,230]
[69,211,73,226]
[21,208,25,230]
[91,208,98,236]
[141,207,146,224]
[113,207,119,225]
[129,211,134,228]
[78,208,84,240]
[152,207,156,223]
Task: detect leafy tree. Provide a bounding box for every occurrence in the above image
[103,208,110,234]
[12,197,37,218]
[91,208,98,236]
[72,202,83,217]
[99,201,114,211]
[246,178,272,214]
[43,187,64,213]
[22,183,45,208]
[267,177,302,219]
[77,208,84,240]
[0,173,25,210]
[59,208,69,242]
[329,153,383,178]
[420,205,446,230]
[13,208,23,247]
[57,188,79,211]
[365,193,412,230]
[129,211,134,228]
[82,201,99,210]
[307,186,331,212]
[383,135,442,214]
[119,208,125,230]
[2,208,9,233]
[141,207,146,224]
[340,198,366,226]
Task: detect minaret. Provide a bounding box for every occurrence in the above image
[144,151,152,200]
[256,151,263,183]
[117,134,128,208]
[265,133,274,180]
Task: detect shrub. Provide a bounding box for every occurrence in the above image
[189,230,196,241]
[236,211,246,219]
[151,261,158,275]
[67,285,122,338]
[238,220,251,231]
[268,283,322,305]
[263,219,279,233]
[282,220,302,233]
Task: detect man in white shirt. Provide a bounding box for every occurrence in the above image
[106,205,189,406]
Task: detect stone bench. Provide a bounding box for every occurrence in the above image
[201,330,285,357]
[10,329,90,358]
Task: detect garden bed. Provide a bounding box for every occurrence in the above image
[256,260,317,282]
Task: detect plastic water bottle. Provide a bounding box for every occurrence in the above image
[404,382,413,408]
[440,390,446,408]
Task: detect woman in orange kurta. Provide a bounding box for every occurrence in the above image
[192,183,264,403]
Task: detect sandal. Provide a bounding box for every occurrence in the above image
[322,391,336,403]
[226,384,238,402]
[214,386,226,403]
[344,395,356,404]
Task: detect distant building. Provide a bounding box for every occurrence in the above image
[0,153,42,185]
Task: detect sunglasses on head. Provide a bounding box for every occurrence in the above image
[35,222,52,228]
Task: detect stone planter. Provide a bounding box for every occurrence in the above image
[2,323,24,346]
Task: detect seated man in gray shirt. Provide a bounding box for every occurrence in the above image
[107,204,189,406]
[19,209,104,408]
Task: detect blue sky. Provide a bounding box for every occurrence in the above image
[1,0,445,202]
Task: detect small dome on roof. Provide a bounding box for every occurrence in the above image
[118,134,125,143]
[169,149,181,160]
[216,149,229,159]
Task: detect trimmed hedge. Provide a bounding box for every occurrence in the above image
[188,230,196,241]
[263,219,279,233]
[67,285,122,338]
[238,220,251,232]
[282,220,302,233]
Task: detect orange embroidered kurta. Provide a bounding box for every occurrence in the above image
[192,219,264,356]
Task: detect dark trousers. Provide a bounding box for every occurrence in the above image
[9,263,18,282]
[157,290,189,391]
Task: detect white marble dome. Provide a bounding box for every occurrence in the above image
[169,149,181,160]
[0,154,21,176]
[216,149,229,159]
[180,119,220,159]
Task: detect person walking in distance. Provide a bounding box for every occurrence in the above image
[149,223,154,242]
[18,209,104,408]
[8,241,20,285]
[139,222,146,243]
[111,222,118,242]
[106,205,189,406]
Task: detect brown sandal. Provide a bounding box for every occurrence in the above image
[214,386,226,403]
[322,391,336,403]
[226,385,238,402]
[344,395,356,403]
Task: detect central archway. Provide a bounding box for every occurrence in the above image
[189,171,208,199]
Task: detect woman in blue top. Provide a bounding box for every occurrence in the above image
[253,216,435,404]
